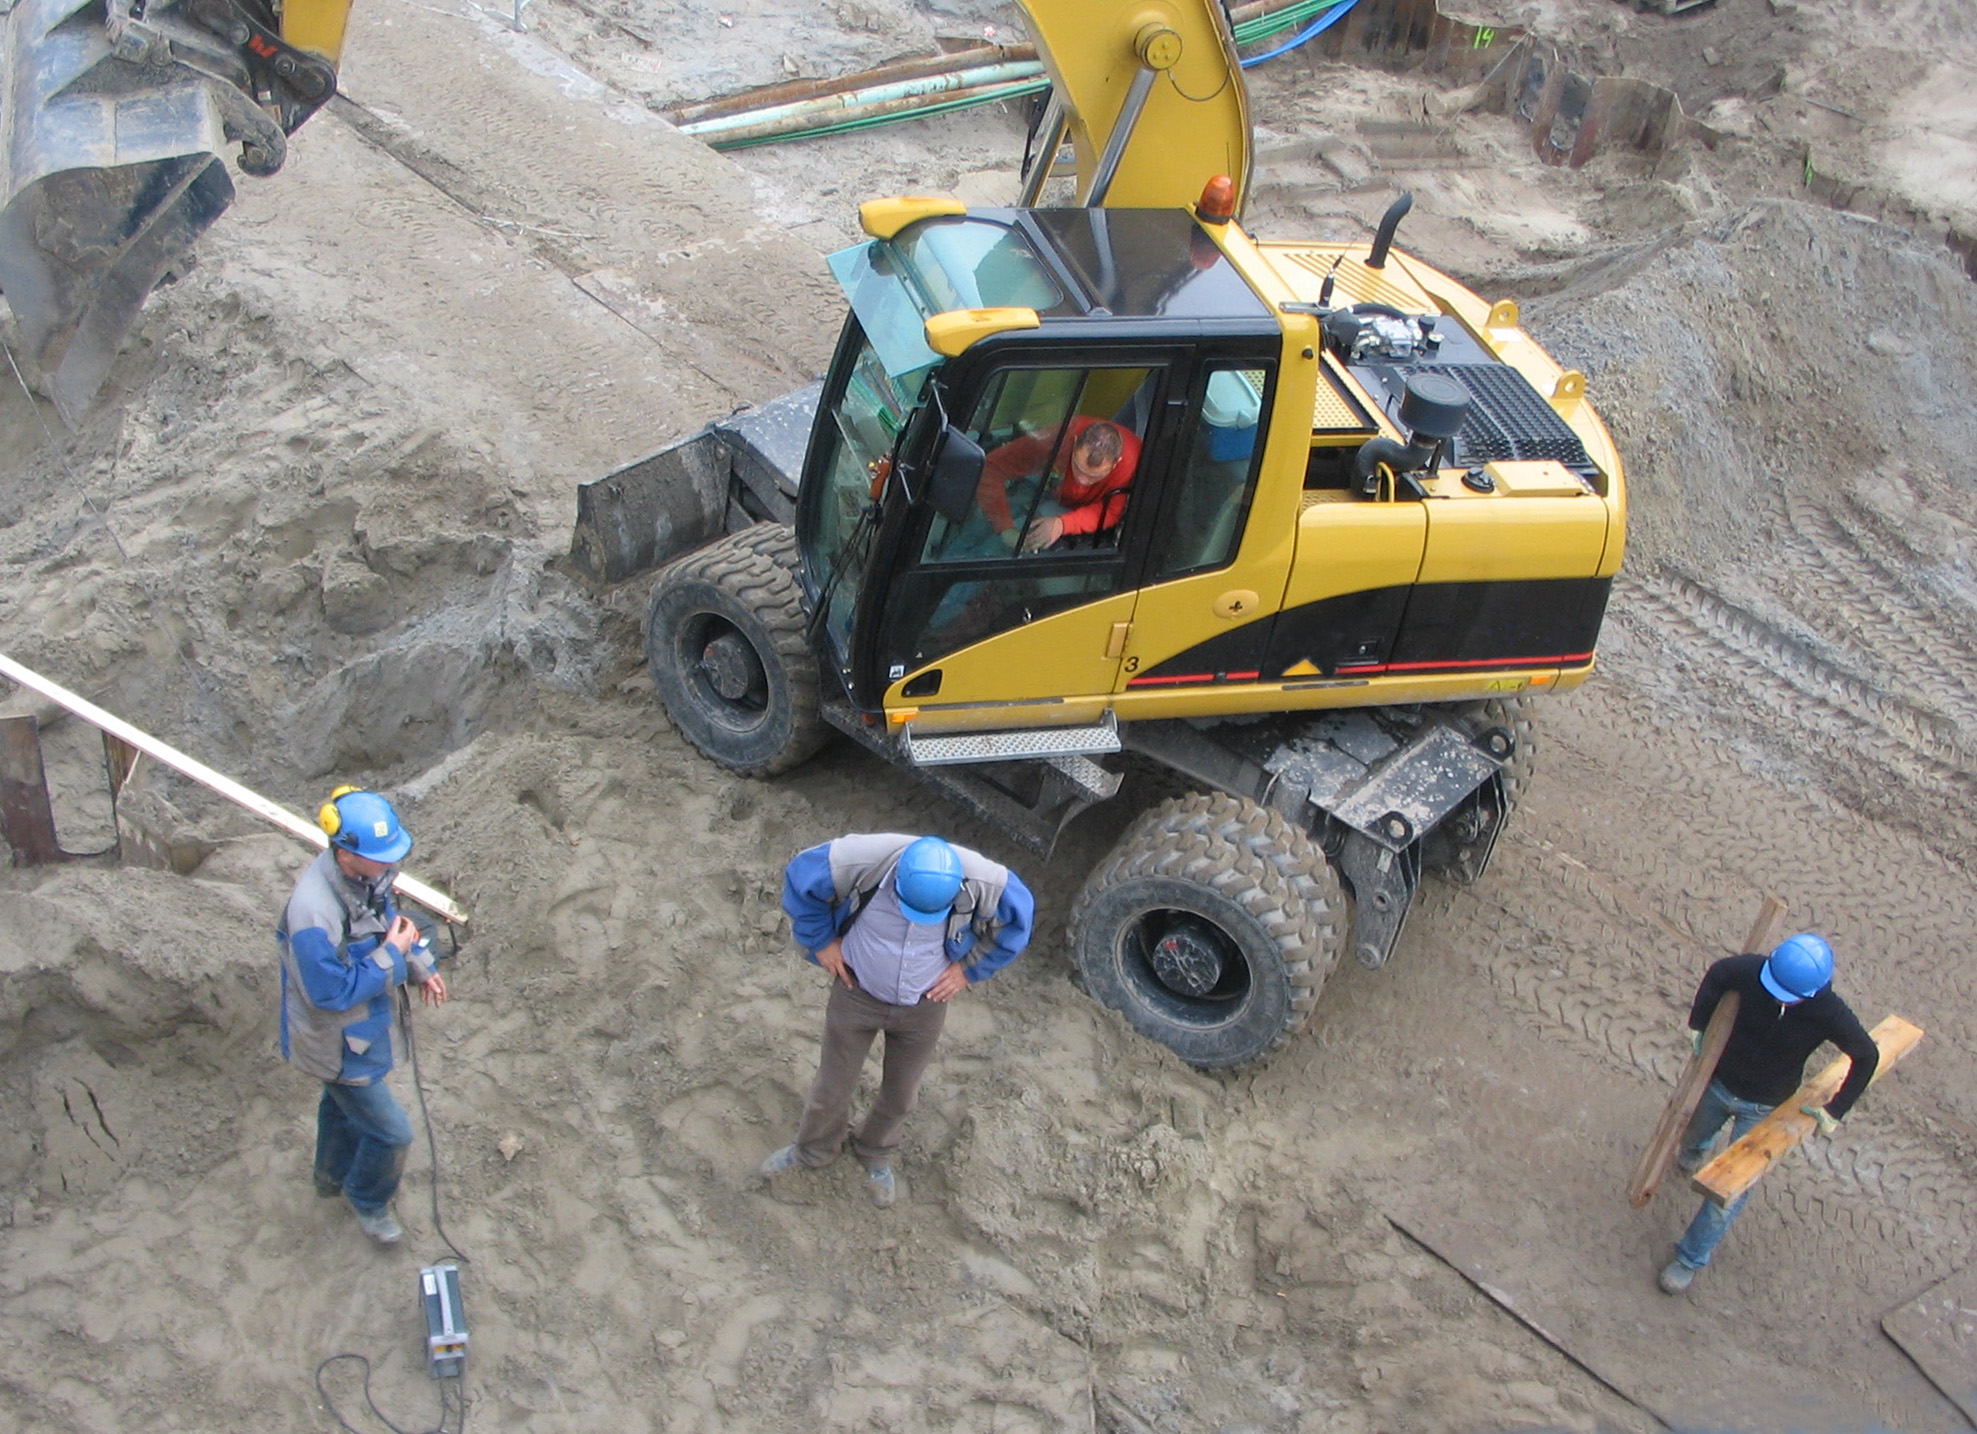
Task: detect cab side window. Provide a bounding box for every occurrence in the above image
[922,366,1157,563]
[1149,365,1271,580]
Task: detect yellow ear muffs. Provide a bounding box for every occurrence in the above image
[317,785,365,840]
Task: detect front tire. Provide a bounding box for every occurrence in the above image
[645,523,828,776]
[1070,793,1345,1070]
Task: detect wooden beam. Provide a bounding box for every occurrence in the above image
[1692,1015,1924,1208]
[1739,895,1792,963]
[1626,894,1786,1207]
[1628,993,1737,1207]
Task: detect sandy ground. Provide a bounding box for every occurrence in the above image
[3,0,1977,1430]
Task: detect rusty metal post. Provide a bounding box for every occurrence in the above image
[0,714,70,864]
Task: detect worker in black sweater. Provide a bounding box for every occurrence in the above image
[1659,934,1880,1294]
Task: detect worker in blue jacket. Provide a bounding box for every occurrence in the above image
[760,833,1034,1207]
[279,787,448,1245]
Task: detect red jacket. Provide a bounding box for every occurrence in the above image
[978,416,1141,539]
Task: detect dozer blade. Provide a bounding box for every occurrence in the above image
[0,0,326,422]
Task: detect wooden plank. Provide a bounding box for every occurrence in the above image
[1881,1262,1977,1426]
[1692,1015,1924,1208]
[1628,993,1738,1206]
[1738,896,1793,964]
[0,651,468,924]
[1626,895,1786,1206]
[101,731,143,796]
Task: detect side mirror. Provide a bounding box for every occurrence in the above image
[925,427,985,524]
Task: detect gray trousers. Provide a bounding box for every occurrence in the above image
[794,981,948,1171]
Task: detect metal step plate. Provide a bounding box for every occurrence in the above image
[902,714,1120,767]
[1047,752,1123,802]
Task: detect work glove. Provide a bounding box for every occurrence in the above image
[1800,1104,1840,1137]
[1689,1028,1703,1057]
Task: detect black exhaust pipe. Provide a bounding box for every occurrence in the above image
[1366,191,1413,270]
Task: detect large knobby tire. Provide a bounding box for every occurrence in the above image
[1070,792,1346,1070]
[1448,696,1539,807]
[645,523,828,776]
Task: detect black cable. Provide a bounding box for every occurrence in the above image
[312,977,476,1431]
[1018,88,1049,181]
[1164,61,1230,105]
[398,983,472,1267]
[315,1353,458,1434]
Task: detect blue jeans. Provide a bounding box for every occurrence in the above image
[315,1079,413,1215]
[1673,1078,1774,1270]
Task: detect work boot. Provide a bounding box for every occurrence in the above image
[758,1144,802,1181]
[1657,1258,1697,1295]
[867,1166,896,1208]
[355,1206,404,1245]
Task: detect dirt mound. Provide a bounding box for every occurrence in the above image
[1531,201,1977,867]
[0,286,602,802]
[1537,199,1977,584]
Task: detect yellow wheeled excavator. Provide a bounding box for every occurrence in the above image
[4,0,1626,1067]
[0,0,349,420]
[636,0,1626,1067]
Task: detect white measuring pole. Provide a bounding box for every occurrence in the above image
[0,651,468,924]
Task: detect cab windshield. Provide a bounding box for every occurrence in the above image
[807,219,1058,654]
[893,218,1061,314]
[807,324,921,651]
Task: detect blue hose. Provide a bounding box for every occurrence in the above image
[1239,0,1360,68]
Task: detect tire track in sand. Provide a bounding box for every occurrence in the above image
[1769,487,1977,735]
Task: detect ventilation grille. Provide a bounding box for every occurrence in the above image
[1416,362,1596,474]
[1266,247,1423,312]
[1314,366,1374,434]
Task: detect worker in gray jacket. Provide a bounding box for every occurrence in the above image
[279,787,448,1245]
[760,833,1034,1207]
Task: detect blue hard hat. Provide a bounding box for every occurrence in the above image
[1761,933,1834,1003]
[321,788,413,864]
[894,836,964,924]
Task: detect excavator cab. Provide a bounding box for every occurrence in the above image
[0,0,347,421]
[799,205,1287,731]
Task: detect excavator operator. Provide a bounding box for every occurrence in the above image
[978,417,1142,553]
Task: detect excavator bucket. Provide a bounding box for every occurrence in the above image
[0,0,339,423]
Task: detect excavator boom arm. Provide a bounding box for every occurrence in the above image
[1015,0,1251,213]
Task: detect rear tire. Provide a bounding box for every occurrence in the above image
[645,523,828,776]
[1070,793,1344,1070]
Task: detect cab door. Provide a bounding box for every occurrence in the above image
[1112,357,1299,695]
[877,353,1178,728]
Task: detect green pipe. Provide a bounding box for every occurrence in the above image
[709,78,1049,150]
[713,0,1347,152]
[1233,0,1346,44]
